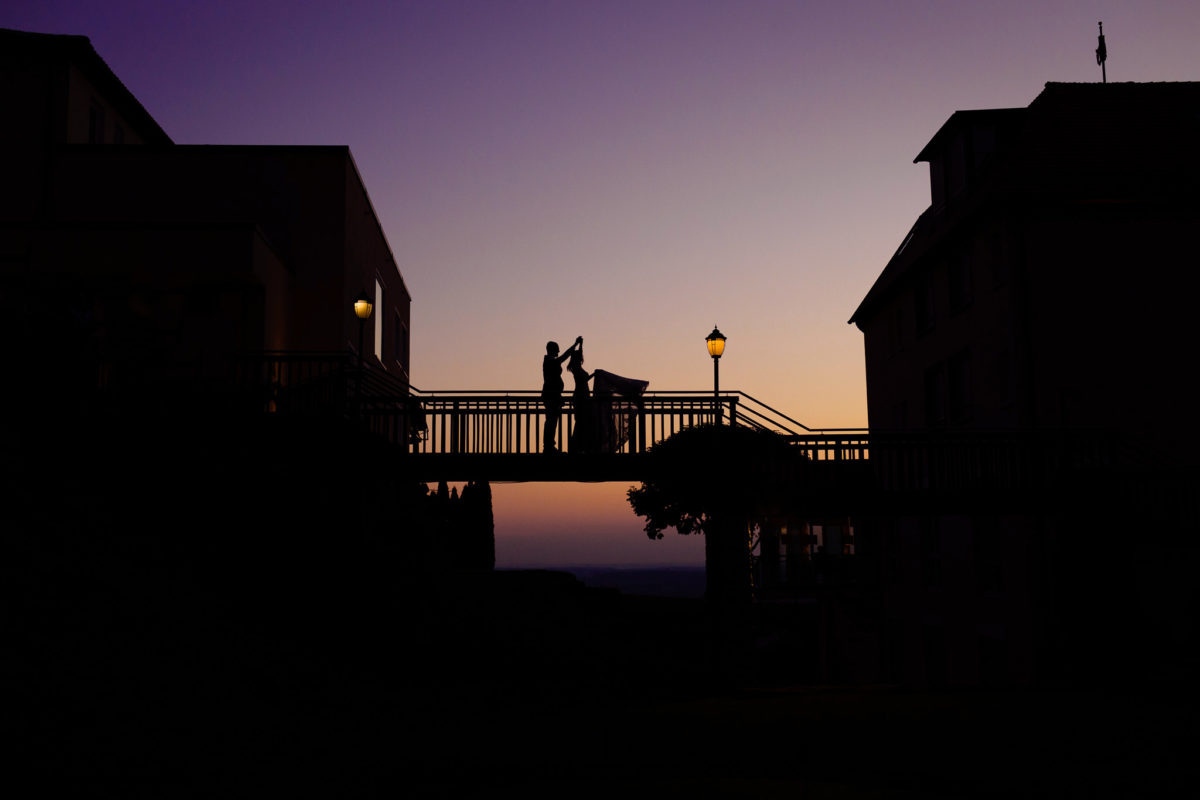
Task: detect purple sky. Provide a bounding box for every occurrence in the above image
[8,1,1198,566]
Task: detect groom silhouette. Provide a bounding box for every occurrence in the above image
[542,336,581,453]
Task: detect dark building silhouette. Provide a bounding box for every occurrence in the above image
[0,28,411,415]
[850,82,1200,686]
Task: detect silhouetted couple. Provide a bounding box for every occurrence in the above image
[542,337,649,454]
[542,337,593,454]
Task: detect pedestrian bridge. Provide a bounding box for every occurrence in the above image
[233,351,867,482]
[233,353,1101,501]
[369,382,870,482]
[394,390,869,482]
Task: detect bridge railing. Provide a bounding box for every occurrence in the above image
[225,357,1127,489]
[401,387,874,456]
[404,390,749,455]
[224,356,764,451]
[781,434,871,462]
[864,429,1137,494]
[79,352,1154,493]
[221,352,855,453]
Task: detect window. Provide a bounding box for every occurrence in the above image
[948,350,972,423]
[398,316,408,369]
[889,304,905,355]
[925,352,972,427]
[929,157,945,207]
[88,103,105,144]
[394,314,409,373]
[373,279,384,362]
[924,625,947,687]
[915,273,935,335]
[924,363,946,428]
[973,517,1004,594]
[885,519,901,585]
[947,252,972,312]
[921,517,941,589]
[979,633,1007,687]
[986,347,1012,409]
[989,225,1009,287]
[946,130,968,200]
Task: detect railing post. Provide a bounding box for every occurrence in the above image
[450,401,461,454]
[637,403,647,453]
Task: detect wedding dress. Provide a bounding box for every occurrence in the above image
[590,369,649,452]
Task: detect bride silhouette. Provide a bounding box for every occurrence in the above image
[567,342,648,453]
[567,346,596,452]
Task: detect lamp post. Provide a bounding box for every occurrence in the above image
[354,289,373,418]
[705,325,726,425]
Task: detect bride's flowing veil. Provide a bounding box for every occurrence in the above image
[592,369,649,452]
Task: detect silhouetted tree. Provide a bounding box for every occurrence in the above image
[459,480,496,570]
[628,425,807,605]
[424,479,496,572]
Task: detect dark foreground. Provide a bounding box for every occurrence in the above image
[10,564,1196,797]
[6,421,1196,796]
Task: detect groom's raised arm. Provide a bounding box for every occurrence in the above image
[554,336,583,364]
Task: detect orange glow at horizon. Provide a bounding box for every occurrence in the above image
[483,481,705,568]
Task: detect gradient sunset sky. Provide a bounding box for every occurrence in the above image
[8,1,1198,566]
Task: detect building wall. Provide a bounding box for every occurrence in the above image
[65,61,152,146]
[880,513,1043,686]
[343,155,410,382]
[0,47,61,222]
[25,223,289,391]
[0,30,169,222]
[1021,207,1200,462]
[854,84,1200,686]
[1,28,412,410]
[44,146,409,369]
[862,212,1026,433]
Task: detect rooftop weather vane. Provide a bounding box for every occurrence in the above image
[1096,21,1107,83]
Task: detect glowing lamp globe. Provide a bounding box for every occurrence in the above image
[705,326,726,359]
[354,290,374,320]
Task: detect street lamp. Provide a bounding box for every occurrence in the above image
[354,289,374,362]
[354,289,374,418]
[354,290,374,322]
[706,325,726,424]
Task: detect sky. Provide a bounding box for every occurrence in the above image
[7,1,1198,566]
